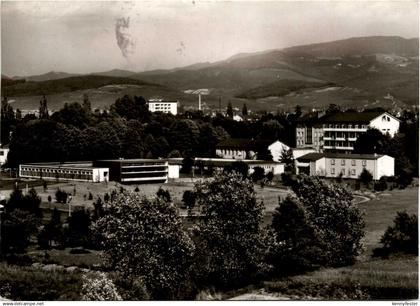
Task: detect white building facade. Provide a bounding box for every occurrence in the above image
[0,147,9,166]
[297,153,394,180]
[147,99,178,115]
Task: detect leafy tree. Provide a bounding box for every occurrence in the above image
[260,120,284,140]
[65,208,92,248]
[81,272,122,301]
[379,211,418,255]
[256,147,273,161]
[287,176,365,267]
[39,95,49,119]
[38,208,63,248]
[181,156,194,174]
[242,103,248,117]
[359,169,373,187]
[226,102,234,118]
[192,172,265,288]
[251,166,265,182]
[267,196,323,274]
[223,161,249,179]
[168,119,200,156]
[55,188,68,204]
[110,95,150,122]
[168,150,182,158]
[266,171,274,182]
[280,148,295,173]
[326,103,341,115]
[82,94,92,113]
[92,192,195,299]
[182,190,196,210]
[51,102,90,128]
[353,128,392,155]
[156,188,171,203]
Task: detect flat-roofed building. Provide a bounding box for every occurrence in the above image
[147,99,178,115]
[19,162,109,182]
[93,159,172,184]
[296,153,394,180]
[295,112,324,151]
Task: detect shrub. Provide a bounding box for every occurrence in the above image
[223,161,249,179]
[81,272,122,301]
[374,177,388,192]
[156,188,171,203]
[377,211,418,255]
[182,190,196,210]
[359,169,373,187]
[266,171,274,182]
[55,189,68,204]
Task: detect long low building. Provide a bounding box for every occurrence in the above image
[93,159,178,184]
[167,157,285,175]
[296,153,394,180]
[19,162,109,182]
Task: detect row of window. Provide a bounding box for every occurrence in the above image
[330,168,357,176]
[20,167,93,175]
[323,124,367,129]
[218,149,243,156]
[330,159,367,166]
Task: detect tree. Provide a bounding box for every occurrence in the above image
[359,169,373,187]
[156,188,171,203]
[38,208,63,248]
[287,175,365,267]
[280,148,295,173]
[224,161,249,179]
[326,103,340,115]
[82,94,92,113]
[353,128,392,155]
[51,102,90,128]
[267,196,323,274]
[226,102,233,118]
[182,190,196,210]
[379,211,418,255]
[181,156,194,174]
[251,166,265,182]
[65,208,92,248]
[192,172,265,288]
[39,95,49,119]
[110,95,150,122]
[242,103,248,117]
[92,192,195,299]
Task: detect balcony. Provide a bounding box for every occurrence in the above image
[323,127,367,132]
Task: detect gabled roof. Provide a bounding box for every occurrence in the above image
[297,152,388,162]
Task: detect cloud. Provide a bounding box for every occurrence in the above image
[115,17,136,59]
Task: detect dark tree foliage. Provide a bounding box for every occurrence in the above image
[379,211,418,255]
[55,189,68,204]
[65,208,92,248]
[251,166,265,182]
[224,161,249,179]
[289,176,365,267]
[268,196,323,274]
[181,156,194,174]
[242,103,248,117]
[110,95,150,121]
[192,172,265,288]
[280,148,295,173]
[38,208,63,249]
[51,102,90,128]
[182,190,196,210]
[359,169,373,187]
[156,188,172,203]
[226,102,234,118]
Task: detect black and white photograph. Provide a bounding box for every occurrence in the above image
[0,0,418,302]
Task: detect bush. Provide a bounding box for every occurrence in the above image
[81,272,122,301]
[156,188,171,202]
[182,190,196,210]
[55,189,68,204]
[377,211,418,255]
[374,177,388,192]
[359,169,373,187]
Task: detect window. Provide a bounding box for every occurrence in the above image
[362,160,366,166]
[351,169,356,175]
[331,168,335,174]
[341,159,346,166]
[341,168,345,175]
[331,159,335,165]
[351,159,356,166]
[0,151,3,156]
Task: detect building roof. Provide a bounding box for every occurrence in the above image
[167,157,282,167]
[297,152,388,162]
[321,111,389,123]
[216,138,274,151]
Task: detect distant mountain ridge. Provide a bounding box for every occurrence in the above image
[2,35,418,111]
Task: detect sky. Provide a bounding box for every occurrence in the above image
[1,0,419,77]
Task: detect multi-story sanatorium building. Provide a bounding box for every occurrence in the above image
[93,159,179,184]
[147,99,178,115]
[296,111,400,153]
[296,153,394,180]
